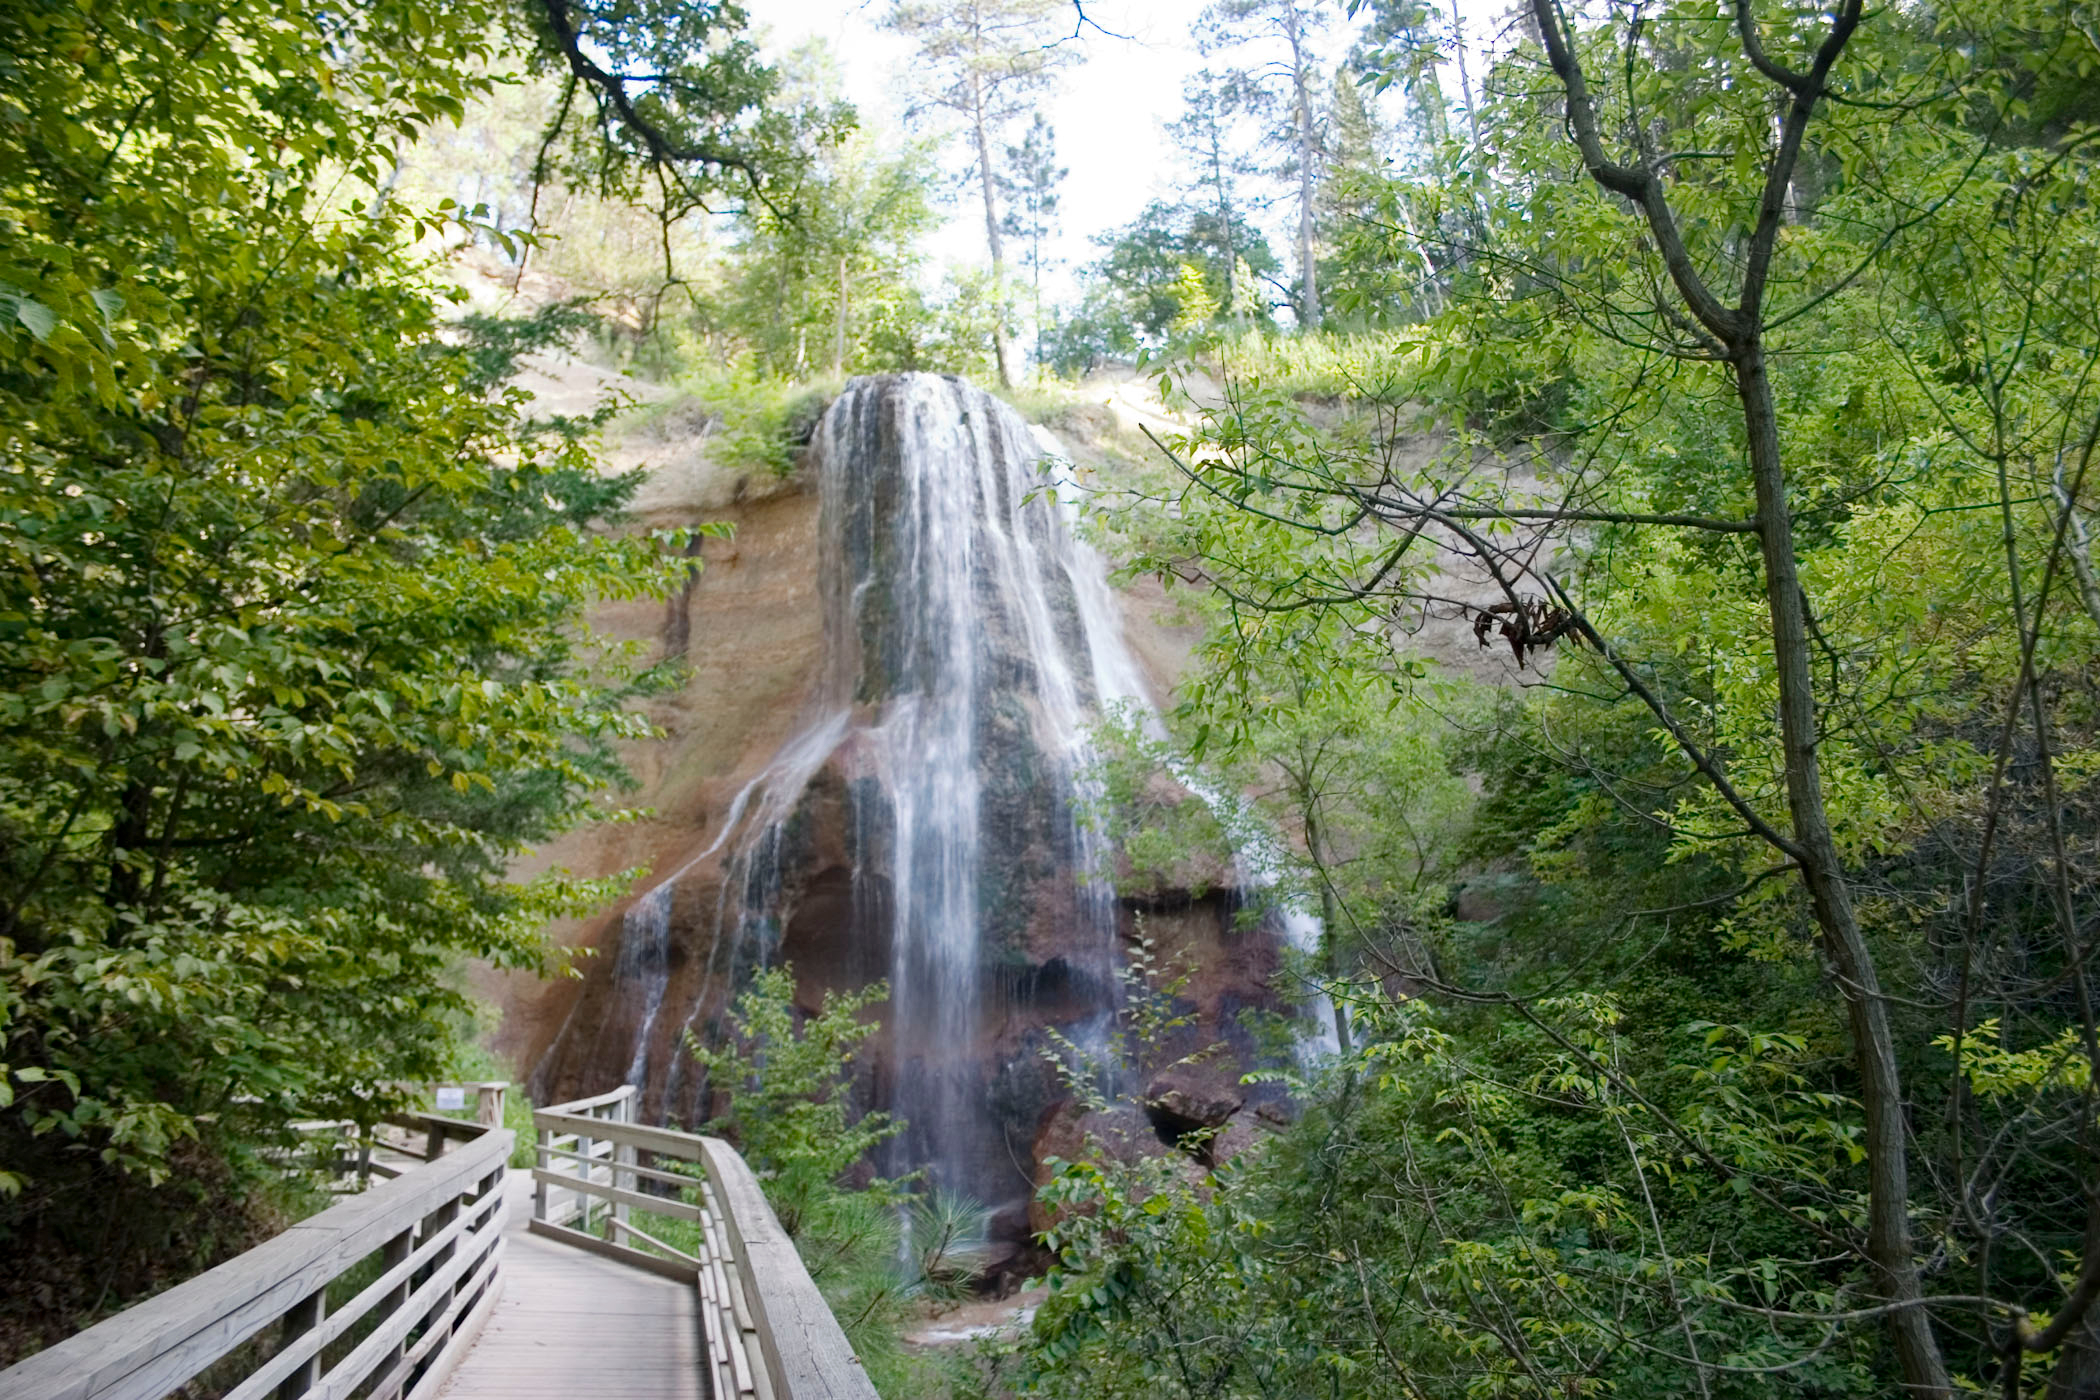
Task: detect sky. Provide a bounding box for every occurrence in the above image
[745,0,1347,299]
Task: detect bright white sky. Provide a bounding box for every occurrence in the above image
[746,0,1358,299]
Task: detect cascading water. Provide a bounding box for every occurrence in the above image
[646,375,1137,1199]
[820,376,1134,1191]
[536,373,1314,1220]
[614,884,674,1086]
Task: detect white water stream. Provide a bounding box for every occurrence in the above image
[600,374,1329,1195]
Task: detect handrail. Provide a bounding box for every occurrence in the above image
[533,1087,879,1400]
[0,1114,512,1400]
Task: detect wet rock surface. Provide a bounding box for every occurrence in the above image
[513,374,1292,1248]
[1145,1062,1247,1140]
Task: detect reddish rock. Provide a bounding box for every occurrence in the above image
[1210,1116,1262,1168]
[1027,1100,1156,1235]
[1144,1062,1245,1135]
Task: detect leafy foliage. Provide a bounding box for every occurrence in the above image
[1013,0,2100,1393]
[681,967,980,1397]
[686,965,904,1239]
[0,0,725,1355]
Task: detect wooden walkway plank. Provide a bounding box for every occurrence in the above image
[437,1172,705,1400]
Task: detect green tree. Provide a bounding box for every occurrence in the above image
[886,0,1079,386]
[679,969,964,1394]
[996,114,1067,375]
[1058,200,1281,364]
[719,47,941,379]
[1345,0,1488,310]
[1197,0,1333,329]
[1071,0,2100,1390]
[0,0,780,1345]
[520,0,842,224]
[1315,65,1419,326]
[685,967,903,1241]
[1165,69,1267,325]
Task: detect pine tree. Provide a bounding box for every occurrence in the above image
[1197,0,1331,331]
[886,0,1078,386]
[1316,66,1414,325]
[996,115,1067,374]
[1166,70,1266,325]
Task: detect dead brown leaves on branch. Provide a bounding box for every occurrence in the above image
[1473,598,1585,668]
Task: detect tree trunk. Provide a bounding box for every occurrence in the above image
[1521,0,1950,1379]
[970,73,1015,389]
[2039,1185,2100,1398]
[2049,1330,2100,1400]
[834,252,849,378]
[1448,0,1483,159]
[1213,143,1238,320]
[1738,342,1950,1400]
[1285,6,1321,331]
[2052,461,2100,632]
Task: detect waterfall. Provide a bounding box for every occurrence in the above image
[616,884,674,1086]
[633,375,1138,1196]
[546,373,1317,1209]
[1042,426,1339,1057]
[814,375,1128,1190]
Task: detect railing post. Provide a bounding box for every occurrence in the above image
[419,1193,461,1332]
[474,1081,506,1128]
[374,1224,414,1374]
[575,1127,590,1233]
[534,1121,551,1224]
[612,1089,634,1237]
[274,1286,326,1399]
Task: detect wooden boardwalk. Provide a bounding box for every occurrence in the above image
[438,1171,706,1400]
[0,1094,876,1400]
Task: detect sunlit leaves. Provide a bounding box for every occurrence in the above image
[0,0,686,1188]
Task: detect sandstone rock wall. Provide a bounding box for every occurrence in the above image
[482,373,1286,1254]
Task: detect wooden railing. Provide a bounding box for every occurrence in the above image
[0,1112,511,1400]
[276,1083,507,1185]
[534,1086,879,1400]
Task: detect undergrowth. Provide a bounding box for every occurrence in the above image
[621,362,840,478]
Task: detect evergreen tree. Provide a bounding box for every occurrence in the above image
[1345,0,1485,307]
[885,0,1079,387]
[1315,66,1415,326]
[1165,70,1267,325]
[1196,0,1332,330]
[1051,199,1281,369]
[996,115,1067,375]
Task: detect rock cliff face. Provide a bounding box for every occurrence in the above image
[499,373,1285,1245]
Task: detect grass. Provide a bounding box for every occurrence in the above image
[620,362,841,478]
[1193,327,1427,401]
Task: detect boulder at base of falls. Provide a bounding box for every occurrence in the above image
[1144,1062,1246,1142]
[1027,1100,1158,1235]
[1209,1115,1263,1169]
[1024,1094,1259,1235]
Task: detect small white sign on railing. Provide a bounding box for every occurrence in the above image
[434,1086,467,1111]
